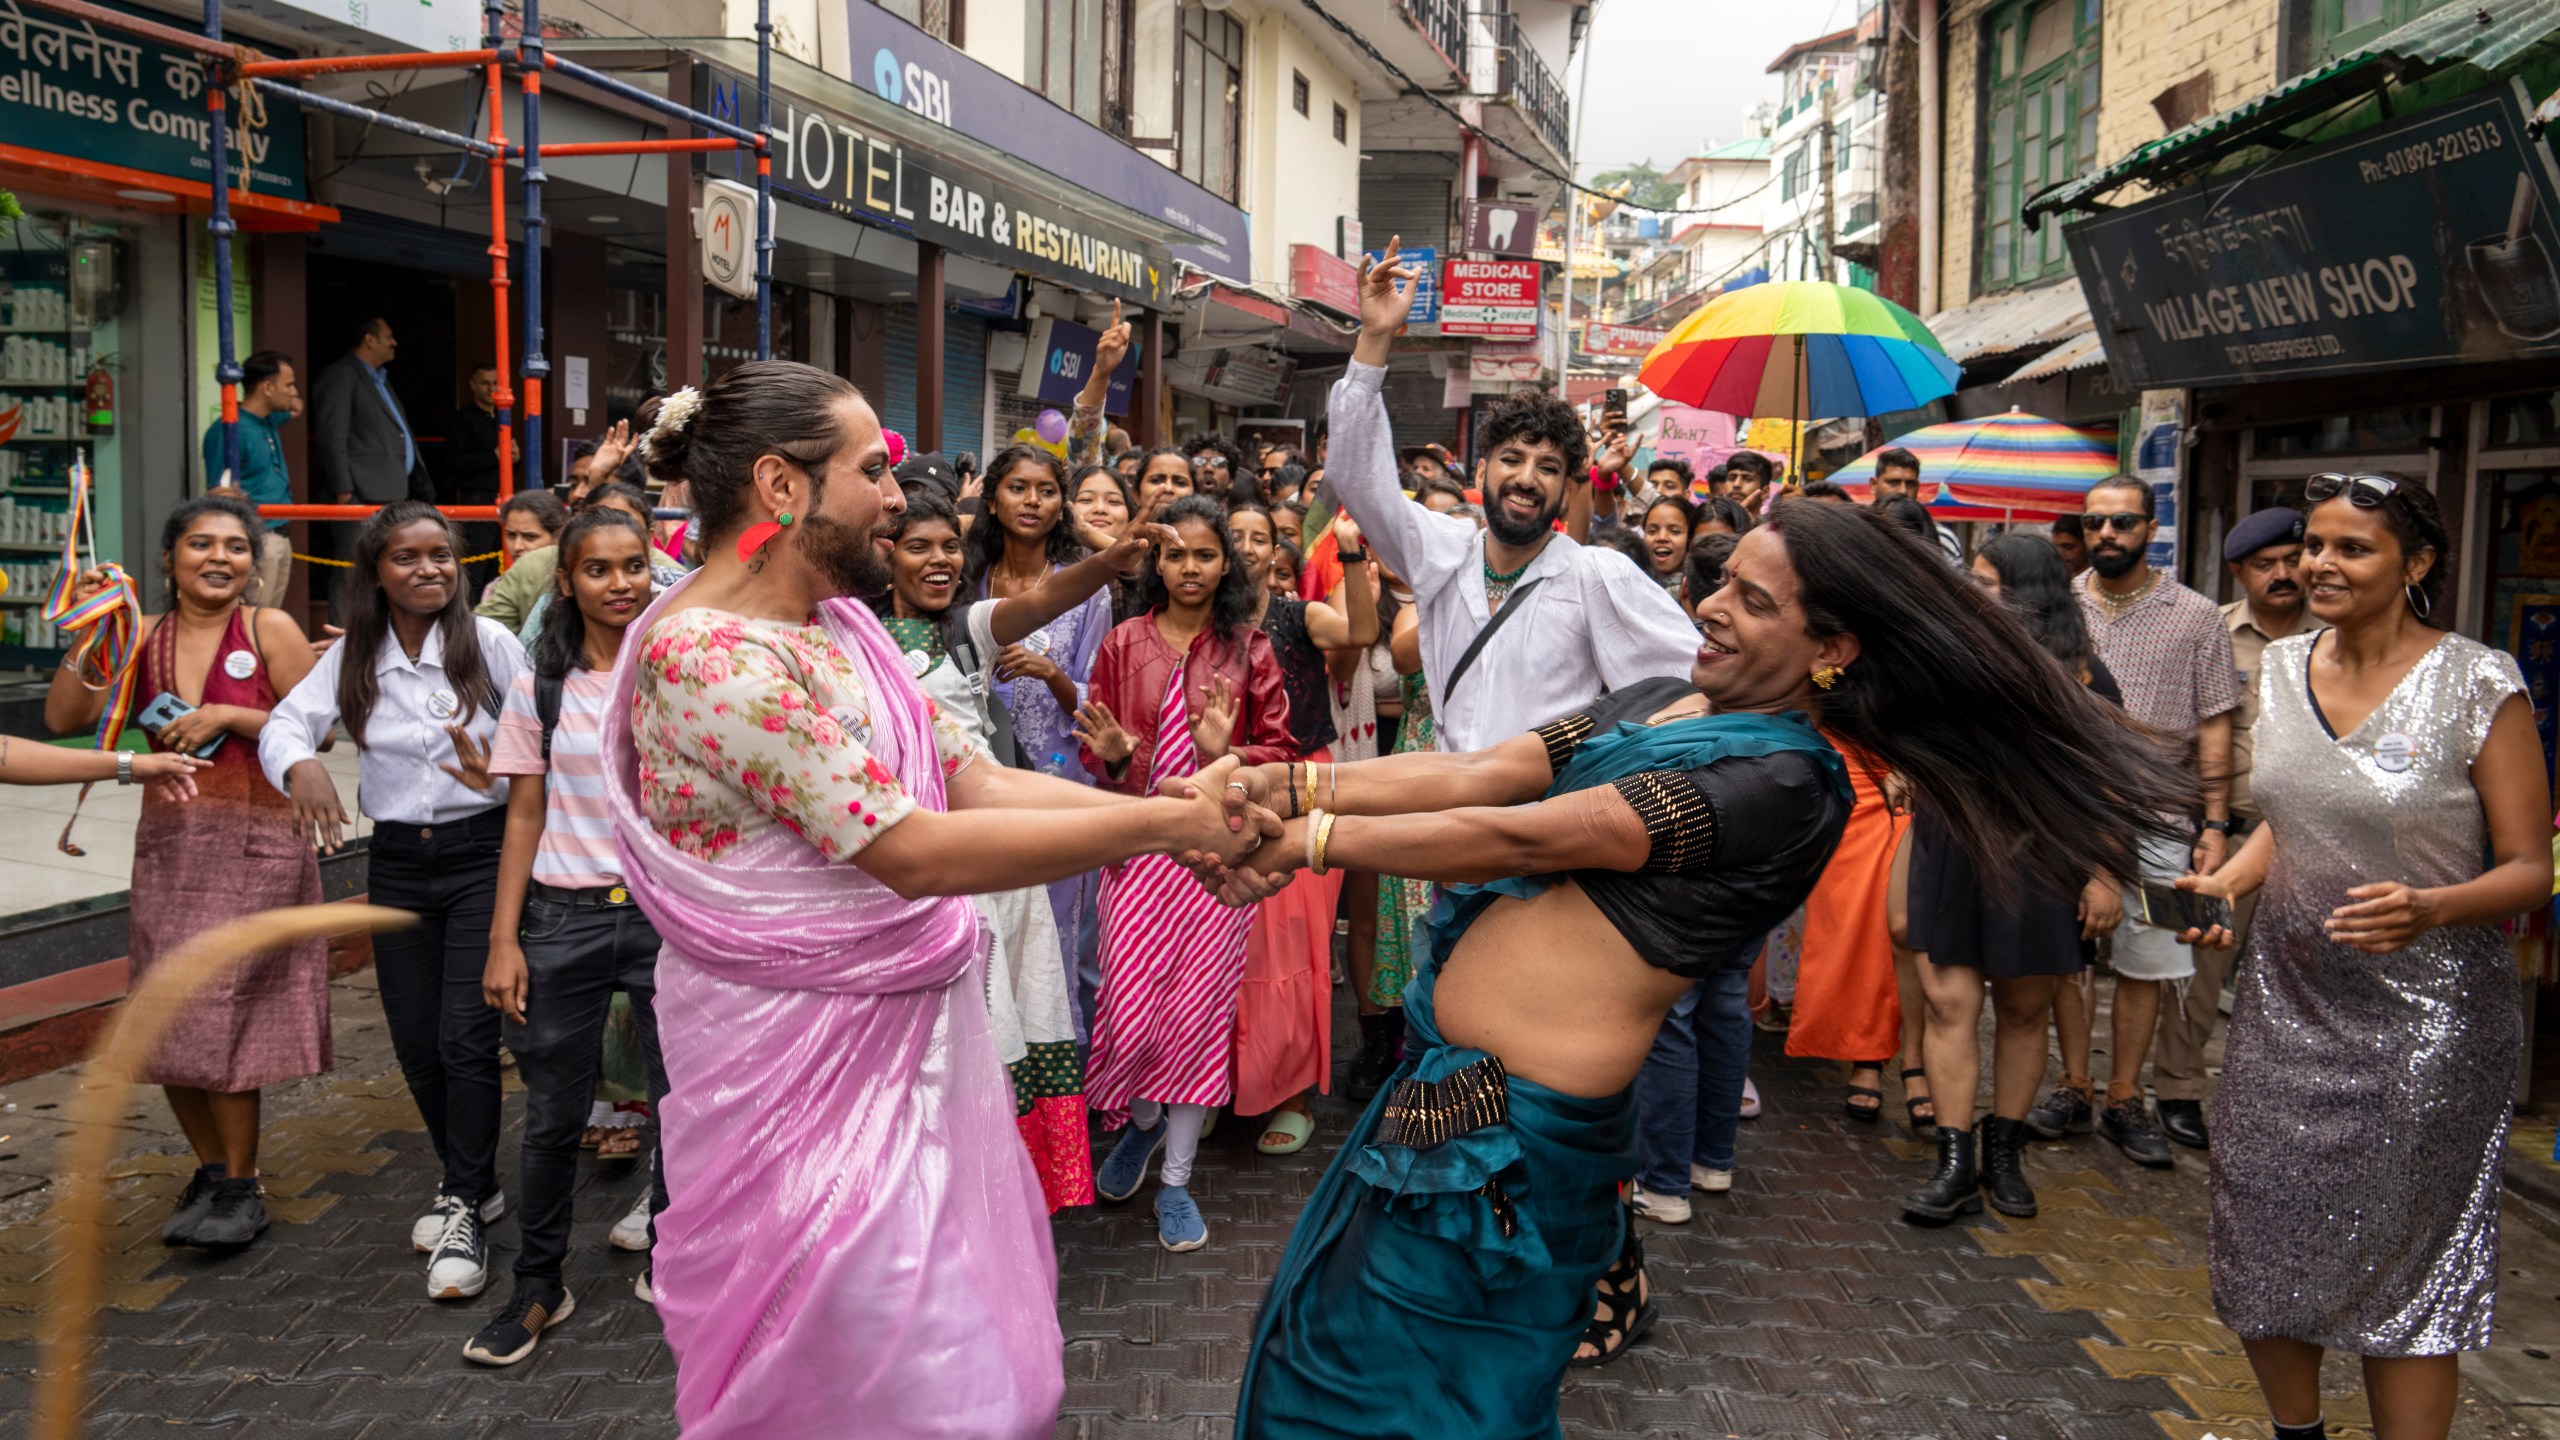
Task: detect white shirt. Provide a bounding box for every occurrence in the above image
[260,615,530,824]
[1327,361,1702,753]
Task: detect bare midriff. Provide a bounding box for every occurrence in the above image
[1433,879,1694,1099]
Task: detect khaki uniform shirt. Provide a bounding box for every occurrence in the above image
[2219,600,2304,824]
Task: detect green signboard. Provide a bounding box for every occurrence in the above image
[0,0,309,199]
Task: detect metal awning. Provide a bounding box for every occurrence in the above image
[1923,281,2092,366]
[2006,330,2107,382]
[2024,0,2560,223]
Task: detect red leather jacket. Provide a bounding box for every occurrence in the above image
[1082,613,1297,792]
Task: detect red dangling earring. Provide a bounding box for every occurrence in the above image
[736,510,792,563]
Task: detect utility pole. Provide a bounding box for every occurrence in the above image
[1817,86,1837,283]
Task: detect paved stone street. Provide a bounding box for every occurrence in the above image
[1,968,2556,1439]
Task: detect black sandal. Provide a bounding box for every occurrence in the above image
[1902,1067,1936,1129]
[1569,1213,1655,1368]
[1843,1068,1884,1123]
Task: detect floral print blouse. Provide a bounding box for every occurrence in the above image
[631,606,984,863]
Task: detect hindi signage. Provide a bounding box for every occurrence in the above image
[0,0,309,198]
[1440,258,1540,338]
[2066,87,2560,389]
[1583,321,1667,357]
[1288,242,1359,316]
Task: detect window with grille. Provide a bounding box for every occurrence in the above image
[1333,102,1348,143]
[873,0,962,42]
[2286,0,2430,76]
[1023,0,1117,128]
[1979,0,2100,291]
[1176,5,1245,203]
[1292,70,1310,115]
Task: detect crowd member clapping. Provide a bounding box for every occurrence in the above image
[47,493,321,1251]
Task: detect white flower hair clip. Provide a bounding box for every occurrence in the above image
[645,385,703,455]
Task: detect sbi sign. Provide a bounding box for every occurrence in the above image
[872,47,955,126]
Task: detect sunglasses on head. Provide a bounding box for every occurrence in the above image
[2304,472,2401,508]
[2085,513,2151,533]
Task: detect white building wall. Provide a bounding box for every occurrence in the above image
[1241,5,1363,285]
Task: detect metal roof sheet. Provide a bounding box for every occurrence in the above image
[1923,282,2093,364]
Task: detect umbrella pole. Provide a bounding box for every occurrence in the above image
[1790,334,1805,489]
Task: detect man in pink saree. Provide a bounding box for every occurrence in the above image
[598,362,1262,1438]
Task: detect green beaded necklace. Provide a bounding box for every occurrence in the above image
[1483,552,1533,610]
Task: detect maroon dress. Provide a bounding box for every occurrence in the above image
[128,606,329,1091]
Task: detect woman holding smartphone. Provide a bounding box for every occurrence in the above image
[261,500,530,1302]
[48,493,318,1252]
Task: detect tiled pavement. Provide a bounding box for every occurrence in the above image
[1,968,2554,1439]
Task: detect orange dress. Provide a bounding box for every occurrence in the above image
[1783,738,1904,1063]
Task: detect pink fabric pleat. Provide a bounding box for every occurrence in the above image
[603,574,1063,1440]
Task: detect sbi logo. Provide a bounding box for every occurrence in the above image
[872,46,954,126]
[1049,348,1084,381]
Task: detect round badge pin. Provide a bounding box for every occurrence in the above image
[905,648,933,678]
[2373,732,2415,773]
[222,649,258,681]
[426,689,461,721]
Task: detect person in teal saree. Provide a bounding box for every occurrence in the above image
[1194,495,2202,1440]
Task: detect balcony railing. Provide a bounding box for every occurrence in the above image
[1401,0,1469,75]
[1468,12,1570,160]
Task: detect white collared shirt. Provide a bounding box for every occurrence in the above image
[1328,361,1702,753]
[260,616,530,824]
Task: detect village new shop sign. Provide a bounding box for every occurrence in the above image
[2066,87,2560,389]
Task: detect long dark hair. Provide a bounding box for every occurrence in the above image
[637,360,859,543]
[531,508,652,686]
[159,493,263,607]
[1136,494,1257,642]
[871,489,964,642]
[1764,499,2195,897]
[337,500,502,746]
[1977,531,2091,672]
[964,444,1082,590]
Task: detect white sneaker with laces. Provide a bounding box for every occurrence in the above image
[609,1190,655,1252]
[426,1203,490,1300]
[1629,1182,1692,1225]
[411,1190,507,1253]
[1690,1164,1735,1194]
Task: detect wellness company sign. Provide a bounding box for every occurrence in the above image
[707,68,1170,306]
[2066,87,2560,388]
[0,0,309,197]
[843,2,1249,280]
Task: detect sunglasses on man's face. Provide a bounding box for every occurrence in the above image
[2085,513,2151,534]
[2305,472,2402,508]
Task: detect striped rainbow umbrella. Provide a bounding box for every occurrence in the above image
[1827,409,2119,519]
[1637,283,1962,462]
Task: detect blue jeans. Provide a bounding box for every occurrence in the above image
[1635,964,1752,1191]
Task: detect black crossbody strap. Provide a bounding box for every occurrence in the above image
[1443,576,1547,701]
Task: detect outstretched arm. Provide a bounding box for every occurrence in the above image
[1224,784,1649,896]
[985,522,1178,645]
[1209,729,1555,823]
[858,756,1268,899]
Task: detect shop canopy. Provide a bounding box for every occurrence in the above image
[2024,0,2560,224]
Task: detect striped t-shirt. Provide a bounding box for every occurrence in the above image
[489,666,622,888]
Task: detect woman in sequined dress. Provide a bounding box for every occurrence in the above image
[2181,474,2550,1440]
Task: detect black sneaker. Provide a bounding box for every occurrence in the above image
[2098,1096,2176,1168]
[2156,1098,2210,1150]
[186,1177,270,1249]
[160,1165,226,1246]
[426,1203,490,1300]
[2024,1083,2095,1140]
[461,1280,576,1367]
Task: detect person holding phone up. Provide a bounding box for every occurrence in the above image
[2176,475,2550,1440]
[47,492,323,1254]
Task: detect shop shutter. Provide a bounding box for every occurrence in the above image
[943,313,987,457]
[881,304,921,443]
[987,370,1046,456]
[1360,157,1458,254]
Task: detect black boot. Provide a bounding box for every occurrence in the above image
[1346,1008,1405,1101]
[1976,1115,2038,1218]
[1900,1125,1981,1223]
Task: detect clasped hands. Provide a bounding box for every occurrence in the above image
[1156,757,1302,906]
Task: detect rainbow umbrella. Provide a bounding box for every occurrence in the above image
[1828,409,2118,519]
[1638,282,1961,476]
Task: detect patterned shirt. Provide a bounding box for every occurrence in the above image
[490,667,622,888]
[630,607,984,863]
[2075,569,2240,748]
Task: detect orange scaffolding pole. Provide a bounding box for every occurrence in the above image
[485,40,517,515]
[238,49,498,78]
[533,138,746,156]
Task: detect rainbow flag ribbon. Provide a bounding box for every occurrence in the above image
[40,454,142,855]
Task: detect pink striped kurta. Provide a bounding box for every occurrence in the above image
[1085,667,1256,1126]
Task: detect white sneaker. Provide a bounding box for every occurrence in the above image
[634,1269,655,1306]
[1690,1164,1735,1194]
[1629,1182,1692,1225]
[411,1190,507,1253]
[1739,1076,1761,1120]
[609,1190,655,1252]
[425,1204,490,1300]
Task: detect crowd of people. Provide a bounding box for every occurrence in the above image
[5,244,2543,1440]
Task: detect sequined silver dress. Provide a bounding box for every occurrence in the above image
[2209,630,2527,1356]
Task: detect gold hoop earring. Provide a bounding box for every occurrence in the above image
[1812,665,1843,690]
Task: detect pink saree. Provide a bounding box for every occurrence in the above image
[603,574,1063,1439]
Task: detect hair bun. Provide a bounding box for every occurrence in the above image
[637,386,703,479]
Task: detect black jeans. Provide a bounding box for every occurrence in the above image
[368,807,508,1206]
[508,883,668,1285]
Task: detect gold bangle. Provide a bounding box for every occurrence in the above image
[1311,811,1339,876]
[1327,761,1338,814]
[1305,808,1326,873]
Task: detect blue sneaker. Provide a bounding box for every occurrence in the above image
[1155,1184,1208,1252]
[1095,1121,1165,1203]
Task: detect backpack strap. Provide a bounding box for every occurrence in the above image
[536,667,566,763]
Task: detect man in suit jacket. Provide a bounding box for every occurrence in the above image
[309,318,431,504]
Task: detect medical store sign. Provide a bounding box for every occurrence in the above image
[0,0,310,198]
[2067,87,2560,389]
[706,67,1169,306]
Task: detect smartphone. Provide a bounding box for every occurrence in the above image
[2134,879,2230,934]
[1603,388,1628,418]
[135,691,225,758]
